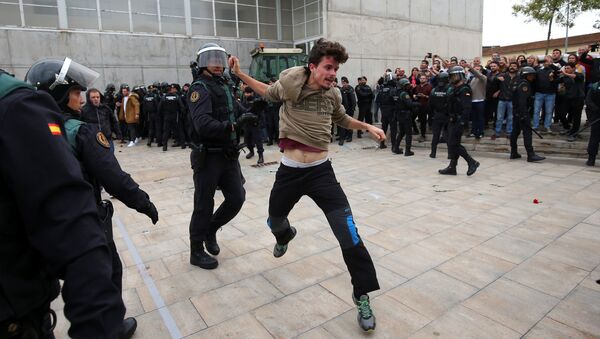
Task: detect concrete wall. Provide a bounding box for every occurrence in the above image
[326,0,483,87]
[0,29,291,90]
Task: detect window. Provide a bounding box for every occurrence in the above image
[131,0,158,32]
[216,20,236,37]
[160,0,185,34]
[99,0,129,31]
[66,0,98,30]
[191,0,213,36]
[23,0,58,28]
[0,1,21,26]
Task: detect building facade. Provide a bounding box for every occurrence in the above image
[0,0,482,88]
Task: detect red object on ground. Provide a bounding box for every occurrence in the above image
[533,199,539,204]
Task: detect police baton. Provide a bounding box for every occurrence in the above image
[571,117,600,138]
[526,123,544,139]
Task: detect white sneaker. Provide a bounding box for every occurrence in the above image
[134,137,141,144]
[127,141,135,147]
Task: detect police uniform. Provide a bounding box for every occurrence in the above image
[0,72,124,338]
[158,89,186,151]
[187,73,246,269]
[585,82,600,166]
[392,85,417,155]
[143,89,161,146]
[428,81,450,158]
[510,75,545,162]
[375,81,395,149]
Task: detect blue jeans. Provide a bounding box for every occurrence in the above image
[470,101,485,136]
[533,92,556,129]
[496,100,513,134]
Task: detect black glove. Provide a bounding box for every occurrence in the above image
[140,201,159,224]
[233,112,258,130]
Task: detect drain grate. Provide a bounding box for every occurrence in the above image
[251,161,279,168]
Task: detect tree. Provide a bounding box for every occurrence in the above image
[512,0,600,54]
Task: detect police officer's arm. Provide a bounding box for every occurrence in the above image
[187,84,237,137]
[515,83,529,117]
[349,87,357,113]
[76,124,154,215]
[0,90,124,337]
[109,106,122,139]
[586,87,600,115]
[459,87,473,118]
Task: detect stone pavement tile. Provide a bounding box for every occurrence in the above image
[136,237,189,262]
[190,275,283,327]
[504,220,570,246]
[523,317,594,339]
[583,210,600,226]
[132,309,172,339]
[230,217,270,236]
[320,265,407,305]
[402,214,457,235]
[486,205,537,224]
[537,223,600,271]
[360,210,417,231]
[554,200,600,215]
[475,233,545,265]
[253,285,351,338]
[580,266,600,292]
[168,299,207,336]
[409,305,520,339]
[364,225,430,252]
[262,255,344,294]
[224,230,278,256]
[136,284,158,313]
[387,270,478,321]
[153,269,223,306]
[322,294,430,338]
[275,234,339,262]
[504,255,588,298]
[122,288,144,317]
[530,208,589,228]
[378,244,451,279]
[187,313,273,339]
[546,286,600,337]
[296,327,337,339]
[462,278,559,334]
[212,249,291,285]
[417,229,487,257]
[398,201,442,219]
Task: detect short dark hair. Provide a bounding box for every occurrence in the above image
[421,59,429,65]
[308,38,349,66]
[509,61,519,67]
[553,48,562,54]
[489,61,499,67]
[87,88,101,96]
[341,76,349,83]
[566,62,576,68]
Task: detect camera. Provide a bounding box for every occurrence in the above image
[426,52,432,59]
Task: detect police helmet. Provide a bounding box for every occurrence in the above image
[120,83,130,91]
[25,57,99,105]
[152,81,160,88]
[437,72,449,85]
[448,66,466,84]
[397,78,410,89]
[196,43,228,70]
[105,83,116,92]
[519,66,536,78]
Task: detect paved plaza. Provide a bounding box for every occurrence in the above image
[52,137,600,338]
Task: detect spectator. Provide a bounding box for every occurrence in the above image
[81,88,121,152]
[492,61,519,140]
[568,54,586,80]
[552,48,567,66]
[557,63,585,141]
[118,85,141,147]
[533,55,559,133]
[413,74,432,141]
[485,61,501,129]
[473,57,487,75]
[516,54,527,67]
[526,55,539,68]
[468,64,487,139]
[395,68,407,80]
[498,56,508,73]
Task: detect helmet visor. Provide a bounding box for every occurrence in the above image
[197,48,228,69]
[49,57,100,91]
[449,73,463,84]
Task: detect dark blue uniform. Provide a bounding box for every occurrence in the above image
[142,91,161,146]
[187,74,245,254]
[392,89,418,155]
[158,92,186,150]
[510,79,535,157]
[428,83,449,157]
[0,75,124,338]
[586,82,600,165]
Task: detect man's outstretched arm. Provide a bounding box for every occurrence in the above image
[228,56,269,97]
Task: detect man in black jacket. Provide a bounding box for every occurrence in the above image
[339,76,357,145]
[355,76,374,138]
[82,88,121,153]
[532,56,559,133]
[585,81,600,166]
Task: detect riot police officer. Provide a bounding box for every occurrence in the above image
[158,84,186,151]
[510,66,545,162]
[585,81,600,166]
[104,83,117,113]
[241,87,268,164]
[375,74,396,149]
[428,72,450,158]
[0,69,125,338]
[439,66,480,176]
[392,78,419,156]
[144,83,162,147]
[25,58,160,338]
[186,43,257,269]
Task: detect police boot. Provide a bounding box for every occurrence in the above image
[357,130,363,138]
[392,147,403,155]
[147,140,152,147]
[181,143,187,149]
[257,152,264,164]
[246,150,255,159]
[267,139,274,146]
[527,153,546,162]
[587,155,596,166]
[404,141,414,156]
[205,231,220,256]
[510,152,522,159]
[190,241,218,269]
[379,141,387,149]
[118,317,137,339]
[429,149,436,158]
[466,158,480,176]
[162,144,168,152]
[439,159,457,175]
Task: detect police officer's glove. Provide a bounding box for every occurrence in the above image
[233,112,259,130]
[139,201,159,224]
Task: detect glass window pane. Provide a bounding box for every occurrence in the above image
[191,0,212,19]
[280,0,291,10]
[23,0,55,5]
[99,0,128,11]
[66,0,96,9]
[306,19,318,37]
[131,0,157,14]
[161,15,185,34]
[192,18,213,35]
[306,1,318,21]
[23,5,58,28]
[293,7,303,25]
[259,7,275,24]
[239,22,257,38]
[133,13,157,32]
[260,24,276,40]
[68,8,98,29]
[293,23,305,40]
[281,9,291,25]
[101,11,129,31]
[0,3,21,26]
[237,0,254,5]
[216,0,235,3]
[237,4,256,23]
[215,2,235,21]
[216,20,236,37]
[258,0,276,7]
[160,0,184,16]
[0,0,18,3]
[282,25,292,40]
[292,0,303,10]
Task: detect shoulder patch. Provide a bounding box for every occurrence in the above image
[190,91,200,103]
[522,86,529,92]
[96,132,110,148]
[48,123,62,136]
[465,92,471,96]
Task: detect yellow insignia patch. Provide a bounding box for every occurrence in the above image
[190,91,200,103]
[96,132,110,149]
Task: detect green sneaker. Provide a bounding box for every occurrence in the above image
[353,294,376,332]
[273,226,296,258]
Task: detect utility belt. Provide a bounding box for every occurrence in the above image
[98,199,114,241]
[1,305,56,339]
[189,143,242,169]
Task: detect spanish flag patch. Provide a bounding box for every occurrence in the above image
[48,123,62,135]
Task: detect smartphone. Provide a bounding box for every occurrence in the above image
[427,52,432,59]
